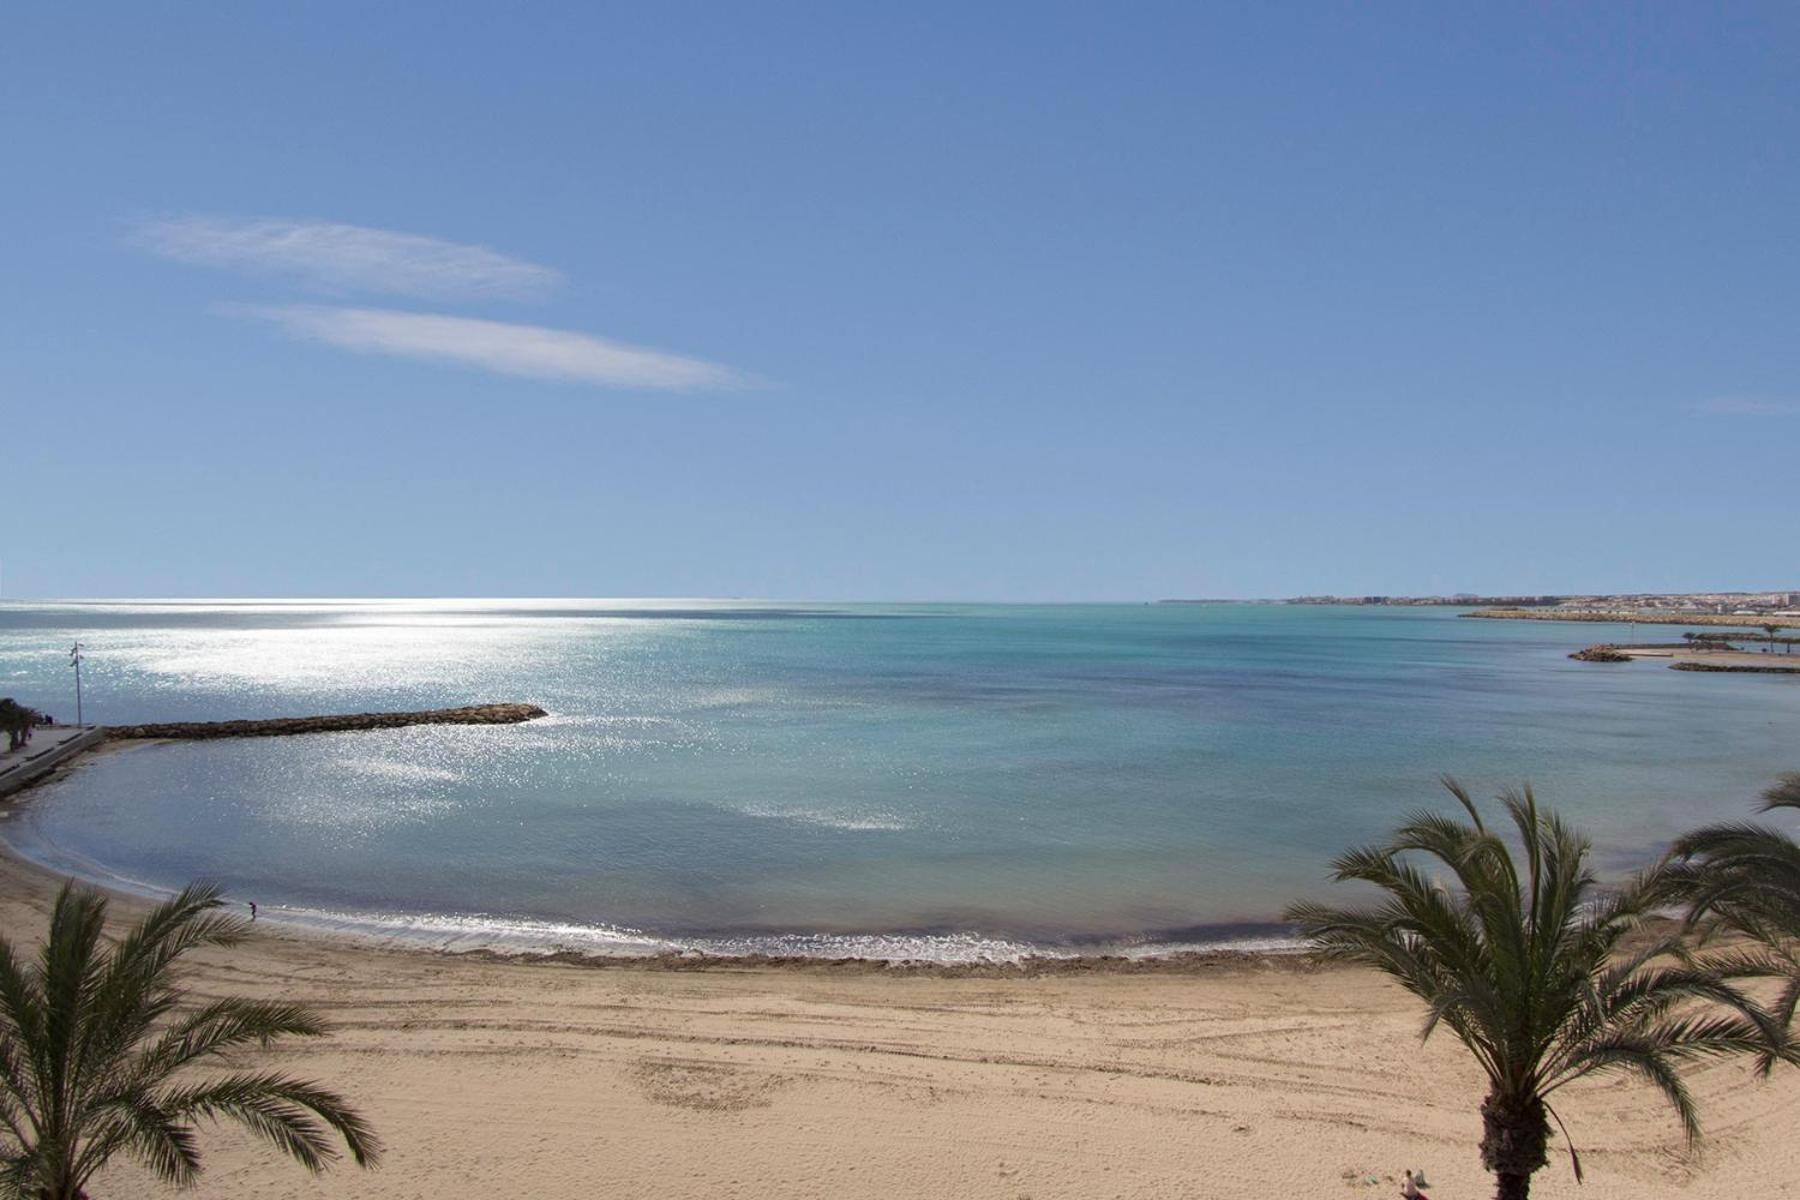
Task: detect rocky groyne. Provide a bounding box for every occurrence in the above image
[104,703,548,741]
[1569,645,1632,662]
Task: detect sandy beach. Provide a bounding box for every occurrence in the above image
[1599,645,1800,673]
[4,849,1798,1198]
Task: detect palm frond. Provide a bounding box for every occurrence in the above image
[1292,778,1792,1192]
[0,880,378,1196]
[1758,772,1800,813]
[75,1093,202,1187]
[163,1071,382,1170]
[134,998,329,1079]
[1562,1037,1701,1144]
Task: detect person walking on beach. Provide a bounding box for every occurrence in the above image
[248,901,258,921]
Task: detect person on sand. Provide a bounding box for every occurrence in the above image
[248,901,258,921]
[1400,1168,1430,1199]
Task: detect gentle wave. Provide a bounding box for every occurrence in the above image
[240,905,1306,963]
[2,821,1301,963]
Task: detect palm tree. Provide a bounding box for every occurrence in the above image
[0,701,38,753]
[0,881,379,1199]
[1666,773,1800,1041]
[1285,778,1779,1200]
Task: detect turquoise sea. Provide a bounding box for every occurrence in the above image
[1,600,1795,960]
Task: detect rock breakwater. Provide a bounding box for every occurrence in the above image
[104,703,547,740]
[1570,645,1632,662]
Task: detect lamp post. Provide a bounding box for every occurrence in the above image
[69,642,84,727]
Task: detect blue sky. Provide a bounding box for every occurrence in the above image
[5,4,1797,600]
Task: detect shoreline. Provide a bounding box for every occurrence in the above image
[0,830,1303,979]
[1,741,1310,971]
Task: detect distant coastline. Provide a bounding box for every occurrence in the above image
[1161,588,1800,617]
[1156,595,1562,606]
[1158,590,1800,630]
[1467,608,1800,629]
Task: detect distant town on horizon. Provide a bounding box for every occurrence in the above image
[1163,590,1800,615]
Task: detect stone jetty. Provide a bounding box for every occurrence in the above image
[104,703,548,741]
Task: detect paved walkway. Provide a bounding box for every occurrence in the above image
[0,725,103,799]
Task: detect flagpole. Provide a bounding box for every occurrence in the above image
[70,642,84,727]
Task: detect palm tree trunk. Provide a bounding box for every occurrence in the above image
[1481,1092,1548,1200]
[1494,1172,1531,1200]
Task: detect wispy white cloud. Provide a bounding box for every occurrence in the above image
[241,305,749,391]
[136,216,560,300]
[1695,396,1797,416]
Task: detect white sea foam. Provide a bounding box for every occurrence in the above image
[260,907,1066,963]
[737,804,915,832]
[271,906,679,955]
[254,910,1304,964]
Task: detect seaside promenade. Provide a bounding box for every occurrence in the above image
[0,704,545,799]
[0,724,103,801]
